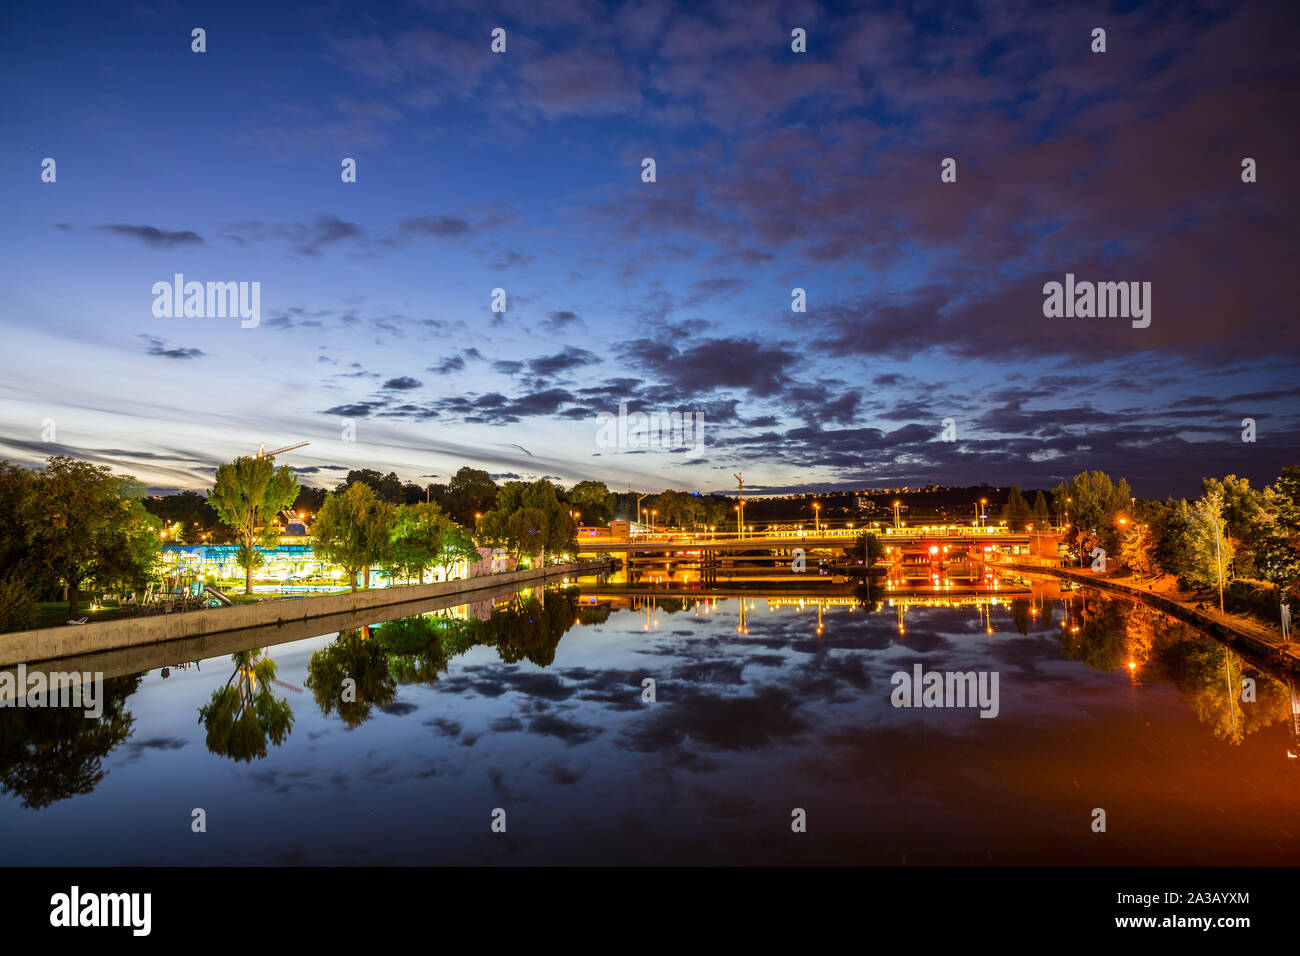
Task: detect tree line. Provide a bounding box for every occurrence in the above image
[1000,468,1300,608]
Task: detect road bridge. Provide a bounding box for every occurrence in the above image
[576,528,1035,556]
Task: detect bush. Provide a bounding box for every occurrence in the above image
[1225,578,1281,625]
[0,576,40,633]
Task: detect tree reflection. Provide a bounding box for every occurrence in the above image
[305,627,398,727]
[374,616,457,686]
[577,603,612,626]
[304,589,587,727]
[1010,597,1033,636]
[1147,631,1289,744]
[197,650,294,761]
[0,674,141,809]
[474,589,579,667]
[1059,595,1129,672]
[1060,594,1292,744]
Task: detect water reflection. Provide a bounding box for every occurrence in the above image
[0,675,141,808]
[197,649,294,762]
[0,582,1295,865]
[303,589,591,727]
[305,627,399,727]
[1059,592,1293,745]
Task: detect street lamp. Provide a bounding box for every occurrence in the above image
[893,500,901,529]
[733,473,744,539]
[1198,507,1226,613]
[812,501,821,532]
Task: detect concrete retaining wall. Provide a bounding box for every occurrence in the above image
[0,561,610,666]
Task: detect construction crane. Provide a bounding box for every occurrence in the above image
[256,441,309,459]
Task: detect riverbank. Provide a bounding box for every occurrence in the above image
[0,560,611,667]
[1001,561,1300,673]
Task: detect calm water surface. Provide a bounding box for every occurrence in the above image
[2,582,1296,865]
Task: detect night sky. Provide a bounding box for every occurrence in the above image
[2,0,1297,498]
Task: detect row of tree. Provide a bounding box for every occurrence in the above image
[312,485,479,590]
[302,467,625,529]
[0,457,162,624]
[1011,468,1300,601]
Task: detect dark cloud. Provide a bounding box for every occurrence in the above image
[428,355,465,374]
[382,376,422,391]
[138,335,204,360]
[630,337,796,399]
[95,224,204,248]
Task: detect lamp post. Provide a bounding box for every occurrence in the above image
[980,498,988,529]
[1199,507,1226,613]
[812,501,821,532]
[893,500,901,529]
[733,473,744,540]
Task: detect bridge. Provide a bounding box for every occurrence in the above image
[575,526,1037,556]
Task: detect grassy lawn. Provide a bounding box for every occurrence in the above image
[36,601,138,629]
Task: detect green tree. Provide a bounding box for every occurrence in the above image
[565,480,615,525]
[446,467,498,526]
[388,503,479,583]
[25,457,162,617]
[651,489,695,528]
[1200,475,1278,579]
[0,575,39,633]
[337,468,405,504]
[432,521,480,578]
[1000,486,1032,531]
[1118,522,1158,577]
[479,480,576,567]
[208,456,300,594]
[389,502,450,583]
[1265,465,1300,595]
[311,482,396,589]
[848,531,887,564]
[1060,471,1134,553]
[1030,490,1051,529]
[0,462,37,581]
[1169,491,1235,593]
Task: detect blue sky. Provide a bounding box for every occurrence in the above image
[1,0,1296,497]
